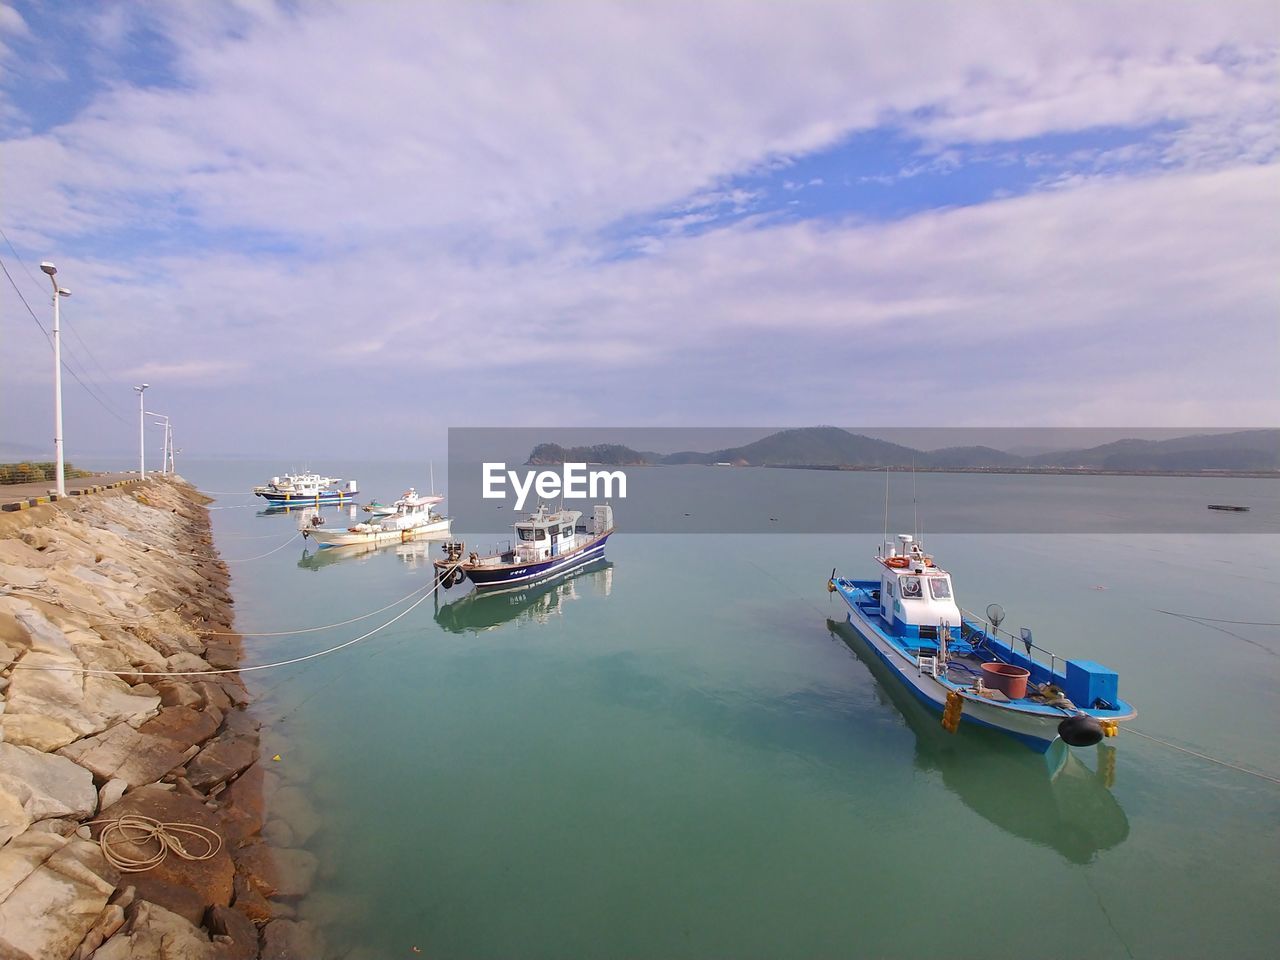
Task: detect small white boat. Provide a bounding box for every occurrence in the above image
[254,471,357,505]
[303,489,450,548]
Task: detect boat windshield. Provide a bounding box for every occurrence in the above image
[517,527,547,541]
[900,576,922,599]
[929,577,952,600]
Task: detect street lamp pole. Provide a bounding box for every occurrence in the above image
[39,262,70,497]
[147,413,170,475]
[134,384,149,477]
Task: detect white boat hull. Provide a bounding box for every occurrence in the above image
[305,516,452,548]
[843,608,1070,751]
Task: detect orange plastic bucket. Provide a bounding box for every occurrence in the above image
[980,662,1030,699]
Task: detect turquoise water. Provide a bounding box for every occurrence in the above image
[189,461,1280,959]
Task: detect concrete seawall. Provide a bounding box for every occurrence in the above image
[0,478,318,958]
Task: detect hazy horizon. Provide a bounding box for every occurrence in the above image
[2,2,1278,462]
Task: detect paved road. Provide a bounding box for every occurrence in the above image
[0,471,143,503]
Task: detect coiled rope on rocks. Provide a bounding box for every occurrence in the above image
[89,815,223,873]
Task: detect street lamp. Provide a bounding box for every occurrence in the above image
[134,384,149,477]
[148,412,170,475]
[39,262,71,497]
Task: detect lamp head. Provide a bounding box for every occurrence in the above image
[57,287,70,297]
[135,383,149,393]
[40,261,57,277]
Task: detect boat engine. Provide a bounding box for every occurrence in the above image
[1058,714,1104,747]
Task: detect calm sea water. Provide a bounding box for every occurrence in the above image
[182,460,1279,959]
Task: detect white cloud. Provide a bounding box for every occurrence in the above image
[123,360,246,383]
[1,2,1277,452]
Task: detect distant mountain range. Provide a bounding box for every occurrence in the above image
[526,428,1279,474]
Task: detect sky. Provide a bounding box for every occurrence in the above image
[1,1,1277,462]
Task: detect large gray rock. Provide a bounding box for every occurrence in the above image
[186,735,256,790]
[0,831,118,960]
[57,721,187,787]
[271,784,322,844]
[206,904,259,960]
[12,605,75,657]
[0,790,28,847]
[236,844,318,899]
[2,646,160,751]
[260,918,324,959]
[92,900,224,960]
[0,741,97,822]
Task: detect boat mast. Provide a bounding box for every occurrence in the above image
[882,468,889,556]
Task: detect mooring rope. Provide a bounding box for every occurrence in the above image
[1154,609,1278,657]
[1126,727,1280,786]
[5,572,435,638]
[8,562,461,679]
[89,815,223,873]
[199,580,435,637]
[221,531,303,562]
[1156,610,1280,627]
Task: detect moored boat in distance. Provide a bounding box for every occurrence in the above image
[254,471,359,505]
[302,488,450,548]
[830,533,1136,752]
[1207,504,1249,512]
[436,504,614,592]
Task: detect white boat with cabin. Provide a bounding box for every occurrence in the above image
[303,489,450,548]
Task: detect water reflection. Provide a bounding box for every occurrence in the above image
[434,559,614,634]
[298,539,437,572]
[259,503,359,523]
[827,617,1129,863]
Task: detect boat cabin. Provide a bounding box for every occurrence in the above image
[513,506,583,563]
[876,534,961,642]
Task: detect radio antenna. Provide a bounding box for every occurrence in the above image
[882,468,889,554]
[912,458,918,542]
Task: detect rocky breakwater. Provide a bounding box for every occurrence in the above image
[0,479,321,959]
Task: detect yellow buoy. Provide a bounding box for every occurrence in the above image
[942,690,963,733]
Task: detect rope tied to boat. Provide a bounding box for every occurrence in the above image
[221,530,303,562]
[88,815,223,873]
[8,560,465,678]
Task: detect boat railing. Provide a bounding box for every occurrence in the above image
[959,607,1063,678]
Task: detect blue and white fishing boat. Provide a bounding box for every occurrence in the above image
[253,471,358,506]
[829,534,1136,752]
[435,504,614,592]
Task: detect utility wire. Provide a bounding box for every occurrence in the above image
[1,252,130,425]
[0,229,127,413]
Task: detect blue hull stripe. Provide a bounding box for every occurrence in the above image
[467,535,611,590]
[257,492,354,504]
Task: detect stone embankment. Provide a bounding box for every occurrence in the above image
[0,479,321,959]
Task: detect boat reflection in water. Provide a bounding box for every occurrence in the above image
[259,503,360,522]
[435,559,614,634]
[827,618,1129,863]
[298,539,437,573]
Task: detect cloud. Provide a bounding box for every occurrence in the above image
[1,2,1277,454]
[123,360,246,383]
[0,7,28,36]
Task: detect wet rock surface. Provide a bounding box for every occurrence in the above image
[0,480,319,958]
